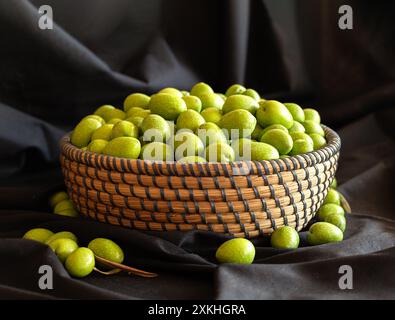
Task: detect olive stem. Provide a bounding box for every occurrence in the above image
[94,255,158,278]
[93,267,122,275]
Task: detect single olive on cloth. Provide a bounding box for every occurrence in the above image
[270,226,300,249]
[23,228,54,244]
[307,222,343,245]
[65,247,96,278]
[88,238,124,264]
[216,238,255,264]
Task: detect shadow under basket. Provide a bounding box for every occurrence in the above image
[60,126,341,238]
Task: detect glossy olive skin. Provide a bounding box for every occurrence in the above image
[65,247,95,278]
[88,238,124,264]
[270,226,300,249]
[23,228,54,244]
[307,222,343,245]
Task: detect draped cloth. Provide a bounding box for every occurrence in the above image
[0,0,394,299]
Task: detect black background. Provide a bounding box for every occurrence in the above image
[0,0,394,299]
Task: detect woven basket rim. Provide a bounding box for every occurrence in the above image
[60,125,340,177]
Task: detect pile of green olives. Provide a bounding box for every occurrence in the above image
[70,82,328,162]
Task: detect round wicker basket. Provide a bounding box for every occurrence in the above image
[60,126,340,238]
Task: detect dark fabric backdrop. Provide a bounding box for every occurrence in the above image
[0,0,394,299]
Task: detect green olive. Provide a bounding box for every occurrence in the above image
[45,231,78,244]
[323,188,341,205]
[53,200,78,217]
[307,222,343,245]
[49,191,69,208]
[23,228,53,244]
[65,247,95,278]
[330,177,338,189]
[49,238,79,263]
[270,226,299,249]
[88,238,124,264]
[317,203,345,221]
[325,214,346,232]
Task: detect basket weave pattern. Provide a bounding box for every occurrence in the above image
[60,126,340,238]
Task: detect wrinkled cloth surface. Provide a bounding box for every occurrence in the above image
[0,0,394,299]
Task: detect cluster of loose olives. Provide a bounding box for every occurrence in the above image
[26,179,347,271]
[269,177,346,249]
[216,177,347,264]
[23,228,124,278]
